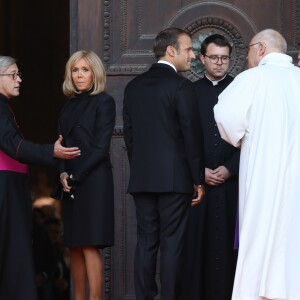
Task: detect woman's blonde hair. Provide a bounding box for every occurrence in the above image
[63,50,106,97]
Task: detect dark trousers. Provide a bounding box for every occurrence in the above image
[133,192,191,300]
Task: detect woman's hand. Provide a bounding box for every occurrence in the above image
[60,172,71,193]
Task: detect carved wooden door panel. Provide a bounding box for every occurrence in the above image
[70,1,300,298]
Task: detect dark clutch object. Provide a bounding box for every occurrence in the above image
[67,174,77,190]
[51,174,77,200]
[51,183,63,200]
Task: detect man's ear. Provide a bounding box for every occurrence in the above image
[200,54,205,65]
[166,45,176,58]
[259,42,267,56]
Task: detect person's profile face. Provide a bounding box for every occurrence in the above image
[246,40,261,69]
[200,43,230,81]
[0,63,22,99]
[173,34,196,72]
[71,58,94,92]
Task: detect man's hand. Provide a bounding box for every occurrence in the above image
[212,166,231,181]
[54,135,81,159]
[191,185,205,207]
[205,166,231,186]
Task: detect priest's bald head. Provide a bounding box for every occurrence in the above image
[246,29,287,68]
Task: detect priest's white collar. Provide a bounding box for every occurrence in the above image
[204,73,227,86]
[158,60,177,72]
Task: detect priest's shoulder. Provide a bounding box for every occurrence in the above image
[232,67,258,82]
[192,76,212,89]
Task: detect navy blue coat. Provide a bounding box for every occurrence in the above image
[57,91,115,248]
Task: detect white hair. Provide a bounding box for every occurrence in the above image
[254,29,287,53]
[0,56,16,73]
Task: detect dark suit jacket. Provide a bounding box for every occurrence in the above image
[0,94,54,166]
[123,63,204,194]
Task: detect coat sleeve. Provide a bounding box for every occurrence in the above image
[214,71,253,148]
[175,79,205,186]
[72,95,116,182]
[0,108,54,166]
[18,140,54,165]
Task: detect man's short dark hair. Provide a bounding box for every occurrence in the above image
[153,28,191,60]
[200,34,232,56]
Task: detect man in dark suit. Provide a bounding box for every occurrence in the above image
[0,55,80,300]
[123,28,205,300]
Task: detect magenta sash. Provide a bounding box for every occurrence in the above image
[0,149,29,174]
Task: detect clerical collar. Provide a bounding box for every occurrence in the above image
[204,73,227,86]
[158,60,177,72]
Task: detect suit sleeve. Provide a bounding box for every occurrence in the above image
[123,85,132,164]
[175,79,205,186]
[0,108,54,166]
[72,95,116,182]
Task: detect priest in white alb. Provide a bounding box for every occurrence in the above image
[214,29,300,300]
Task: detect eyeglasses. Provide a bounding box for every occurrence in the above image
[204,55,230,64]
[246,42,261,51]
[0,72,22,80]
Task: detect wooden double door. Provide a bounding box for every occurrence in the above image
[70,0,300,298]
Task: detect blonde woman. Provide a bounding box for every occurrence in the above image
[58,50,115,300]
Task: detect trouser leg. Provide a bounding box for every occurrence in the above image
[134,193,160,300]
[159,193,191,300]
